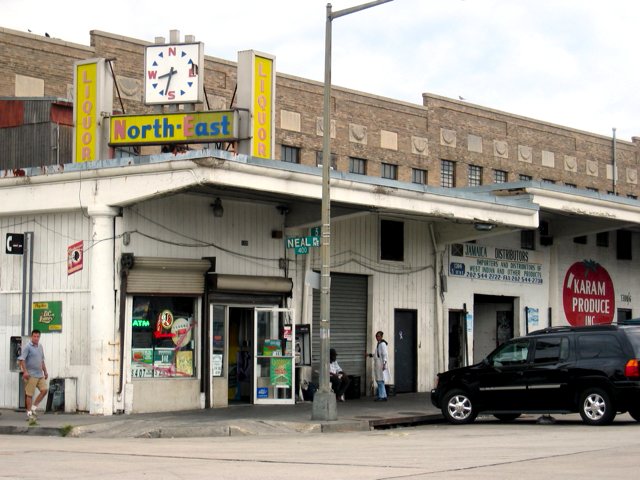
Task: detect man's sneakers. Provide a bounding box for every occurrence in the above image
[26,404,39,420]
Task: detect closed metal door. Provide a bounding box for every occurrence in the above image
[312,273,368,391]
[394,309,417,393]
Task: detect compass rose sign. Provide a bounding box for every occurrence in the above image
[144,43,203,105]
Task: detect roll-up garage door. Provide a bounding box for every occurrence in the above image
[312,273,368,390]
[126,256,211,294]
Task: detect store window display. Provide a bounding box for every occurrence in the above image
[131,296,197,378]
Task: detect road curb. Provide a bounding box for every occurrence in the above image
[320,420,371,433]
[370,413,444,428]
[0,415,445,438]
[0,425,62,436]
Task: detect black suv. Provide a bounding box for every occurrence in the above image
[431,323,640,425]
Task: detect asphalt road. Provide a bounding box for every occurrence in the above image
[2,413,639,479]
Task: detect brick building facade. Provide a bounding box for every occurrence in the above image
[1,26,639,414]
[1,26,638,196]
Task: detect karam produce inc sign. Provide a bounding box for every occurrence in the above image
[562,260,615,326]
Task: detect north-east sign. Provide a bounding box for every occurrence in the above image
[109,110,239,146]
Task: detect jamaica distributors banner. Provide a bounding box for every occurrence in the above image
[449,243,544,285]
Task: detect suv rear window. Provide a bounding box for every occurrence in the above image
[533,337,569,363]
[578,334,623,359]
[622,328,640,357]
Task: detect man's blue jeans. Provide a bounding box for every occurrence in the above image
[376,380,387,399]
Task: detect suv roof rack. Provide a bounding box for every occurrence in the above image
[615,319,640,326]
[529,324,619,335]
[529,326,573,335]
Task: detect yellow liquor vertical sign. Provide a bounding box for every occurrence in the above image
[237,50,275,159]
[74,61,97,162]
[252,55,273,158]
[73,59,113,162]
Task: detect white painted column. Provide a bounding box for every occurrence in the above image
[88,205,119,415]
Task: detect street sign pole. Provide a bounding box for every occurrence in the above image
[20,232,34,336]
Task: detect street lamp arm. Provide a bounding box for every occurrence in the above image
[330,0,394,20]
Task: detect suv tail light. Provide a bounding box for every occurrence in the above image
[625,359,640,378]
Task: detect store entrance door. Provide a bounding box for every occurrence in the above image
[448,310,466,370]
[228,307,254,403]
[473,295,515,363]
[253,307,296,404]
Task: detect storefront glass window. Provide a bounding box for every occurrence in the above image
[131,296,197,379]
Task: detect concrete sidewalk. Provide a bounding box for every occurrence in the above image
[0,393,443,438]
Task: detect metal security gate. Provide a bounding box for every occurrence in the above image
[312,273,368,392]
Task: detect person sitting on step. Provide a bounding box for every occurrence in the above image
[329,348,351,402]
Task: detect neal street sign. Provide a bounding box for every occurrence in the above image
[286,236,320,255]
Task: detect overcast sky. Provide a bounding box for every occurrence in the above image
[4,0,639,141]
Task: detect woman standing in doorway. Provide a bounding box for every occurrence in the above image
[372,331,389,401]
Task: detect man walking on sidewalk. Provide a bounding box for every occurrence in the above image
[18,329,49,419]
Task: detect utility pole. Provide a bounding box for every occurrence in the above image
[312,0,394,421]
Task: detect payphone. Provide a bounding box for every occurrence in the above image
[10,336,22,372]
[294,324,311,366]
[10,336,26,408]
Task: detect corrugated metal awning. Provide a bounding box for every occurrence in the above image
[210,274,292,295]
[127,256,211,295]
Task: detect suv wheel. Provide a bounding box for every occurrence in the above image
[442,389,477,424]
[579,388,616,425]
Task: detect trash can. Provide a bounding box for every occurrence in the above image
[345,375,361,399]
[385,384,396,397]
[46,378,65,412]
[302,382,317,401]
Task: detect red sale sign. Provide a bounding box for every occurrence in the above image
[562,260,615,326]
